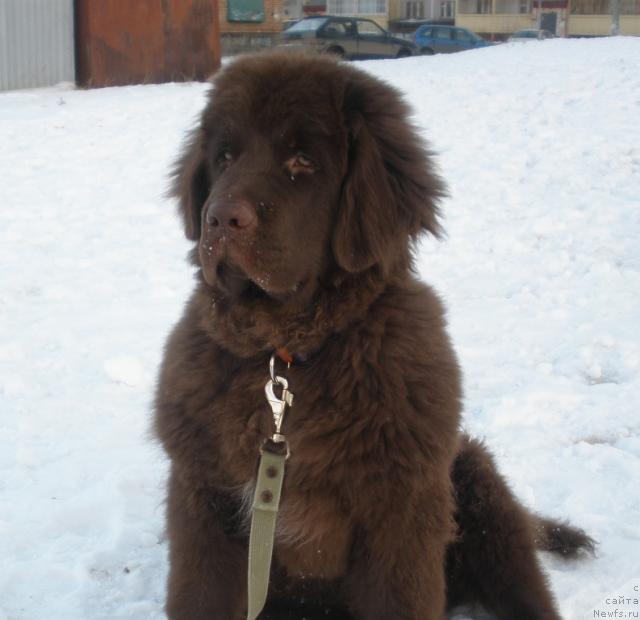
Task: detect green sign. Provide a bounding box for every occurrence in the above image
[228,0,265,22]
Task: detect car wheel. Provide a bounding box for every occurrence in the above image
[421,47,435,55]
[396,48,412,58]
[326,46,345,59]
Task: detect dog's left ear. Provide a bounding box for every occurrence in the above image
[170,129,210,241]
[333,72,446,273]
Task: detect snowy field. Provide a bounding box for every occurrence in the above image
[1,37,639,619]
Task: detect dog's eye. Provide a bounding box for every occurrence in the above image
[287,152,316,175]
[295,152,313,168]
[217,150,233,166]
[296,153,313,168]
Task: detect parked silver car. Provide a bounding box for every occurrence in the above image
[279,16,417,60]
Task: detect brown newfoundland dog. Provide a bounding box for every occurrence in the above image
[155,52,593,619]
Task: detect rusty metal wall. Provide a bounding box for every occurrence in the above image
[0,0,75,91]
[75,0,221,87]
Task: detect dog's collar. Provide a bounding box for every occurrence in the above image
[274,346,320,367]
[275,347,315,366]
[275,347,294,365]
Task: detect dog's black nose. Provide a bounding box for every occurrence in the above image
[206,200,256,232]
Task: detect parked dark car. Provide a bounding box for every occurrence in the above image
[278,15,417,60]
[413,25,492,54]
[508,29,555,41]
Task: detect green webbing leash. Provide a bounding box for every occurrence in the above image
[246,354,293,620]
[247,444,287,619]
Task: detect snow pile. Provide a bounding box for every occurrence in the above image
[1,37,639,619]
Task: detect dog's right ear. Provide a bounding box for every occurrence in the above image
[333,73,445,274]
[170,129,210,241]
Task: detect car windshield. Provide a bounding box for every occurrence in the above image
[286,17,329,33]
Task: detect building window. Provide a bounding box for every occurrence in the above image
[328,0,386,13]
[458,0,491,12]
[573,0,640,11]
[622,0,640,13]
[495,0,530,12]
[357,0,387,13]
[440,0,455,16]
[570,0,610,12]
[358,0,375,10]
[406,0,426,17]
[328,0,354,13]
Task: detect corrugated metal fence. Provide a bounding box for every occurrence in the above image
[0,0,75,91]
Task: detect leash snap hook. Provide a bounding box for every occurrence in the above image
[265,354,294,444]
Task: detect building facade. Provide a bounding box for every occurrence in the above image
[457,0,560,38]
[218,0,639,51]
[568,0,640,34]
[456,0,640,38]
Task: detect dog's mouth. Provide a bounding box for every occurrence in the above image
[199,236,308,303]
[211,260,302,304]
[214,261,264,299]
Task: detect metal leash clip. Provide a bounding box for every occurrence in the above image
[264,354,294,444]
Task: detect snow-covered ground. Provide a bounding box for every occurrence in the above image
[1,37,639,620]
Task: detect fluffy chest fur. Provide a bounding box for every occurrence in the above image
[158,278,461,581]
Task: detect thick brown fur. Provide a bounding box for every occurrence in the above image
[155,52,593,620]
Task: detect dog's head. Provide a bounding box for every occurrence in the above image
[172,53,445,353]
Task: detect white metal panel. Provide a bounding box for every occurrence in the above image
[0,0,75,91]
